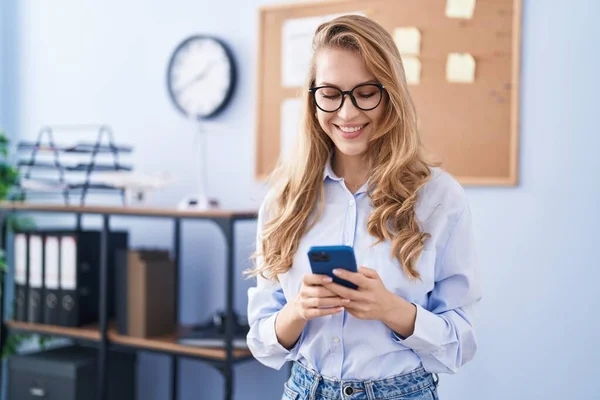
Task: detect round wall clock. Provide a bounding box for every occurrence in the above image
[166,35,236,119]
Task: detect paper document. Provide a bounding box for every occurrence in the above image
[281,11,365,87]
[280,98,302,157]
[446,53,476,83]
[445,0,476,19]
[403,56,422,85]
[394,27,421,55]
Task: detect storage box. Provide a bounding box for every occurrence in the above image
[7,345,136,400]
[115,249,176,338]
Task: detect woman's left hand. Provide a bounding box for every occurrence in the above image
[324,266,397,321]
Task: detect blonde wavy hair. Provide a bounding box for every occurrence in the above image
[248,15,440,281]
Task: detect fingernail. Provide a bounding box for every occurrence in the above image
[342,299,350,304]
[322,277,333,283]
[332,269,340,275]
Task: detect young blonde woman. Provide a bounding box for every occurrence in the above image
[246,15,481,400]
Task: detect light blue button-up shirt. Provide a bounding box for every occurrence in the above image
[246,162,482,380]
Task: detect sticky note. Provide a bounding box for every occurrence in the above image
[446,53,476,83]
[445,0,476,19]
[403,56,421,85]
[393,27,421,55]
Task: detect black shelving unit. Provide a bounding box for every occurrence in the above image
[0,202,258,400]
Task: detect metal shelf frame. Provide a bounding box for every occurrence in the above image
[0,203,257,400]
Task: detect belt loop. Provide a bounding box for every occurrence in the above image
[364,381,376,400]
[433,373,440,387]
[309,373,321,400]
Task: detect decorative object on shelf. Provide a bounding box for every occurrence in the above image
[14,125,135,206]
[177,194,220,211]
[167,35,237,211]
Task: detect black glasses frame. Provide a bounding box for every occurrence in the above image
[308,83,386,113]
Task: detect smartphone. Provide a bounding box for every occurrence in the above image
[307,245,358,289]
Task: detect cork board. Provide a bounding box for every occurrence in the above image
[255,0,522,185]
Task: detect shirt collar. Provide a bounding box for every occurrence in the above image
[323,153,369,195]
[323,153,342,182]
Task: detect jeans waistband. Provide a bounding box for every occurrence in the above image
[290,362,437,400]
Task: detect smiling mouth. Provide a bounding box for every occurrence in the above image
[335,123,368,139]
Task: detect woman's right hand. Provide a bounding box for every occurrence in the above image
[274,274,348,349]
[293,274,349,321]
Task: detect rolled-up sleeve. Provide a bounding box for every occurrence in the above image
[246,201,304,370]
[393,202,482,374]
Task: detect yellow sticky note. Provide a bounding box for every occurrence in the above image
[446,53,476,83]
[445,0,476,19]
[394,27,421,55]
[403,56,421,85]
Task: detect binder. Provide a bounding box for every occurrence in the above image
[59,234,78,326]
[59,230,128,327]
[27,234,44,324]
[13,233,28,321]
[114,248,128,335]
[43,234,60,325]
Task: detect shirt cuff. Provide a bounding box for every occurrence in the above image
[259,311,304,359]
[391,303,445,355]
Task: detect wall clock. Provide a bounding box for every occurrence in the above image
[166,35,236,119]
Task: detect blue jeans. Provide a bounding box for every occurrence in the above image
[282,362,439,400]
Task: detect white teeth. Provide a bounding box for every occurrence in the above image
[338,125,364,133]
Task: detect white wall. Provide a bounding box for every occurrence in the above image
[2,0,600,399]
[0,1,10,131]
[0,4,4,128]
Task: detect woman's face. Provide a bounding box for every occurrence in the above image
[313,48,385,158]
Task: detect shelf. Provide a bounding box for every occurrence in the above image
[18,178,125,192]
[5,320,101,341]
[5,321,253,362]
[17,141,133,154]
[18,160,133,172]
[108,328,252,361]
[0,201,258,219]
[1,183,254,400]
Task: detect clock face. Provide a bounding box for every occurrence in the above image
[167,36,236,119]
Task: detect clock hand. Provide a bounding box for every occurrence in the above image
[175,62,215,94]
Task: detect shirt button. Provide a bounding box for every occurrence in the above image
[333,337,340,343]
[349,200,355,206]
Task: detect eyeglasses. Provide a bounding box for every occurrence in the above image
[309,83,385,113]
